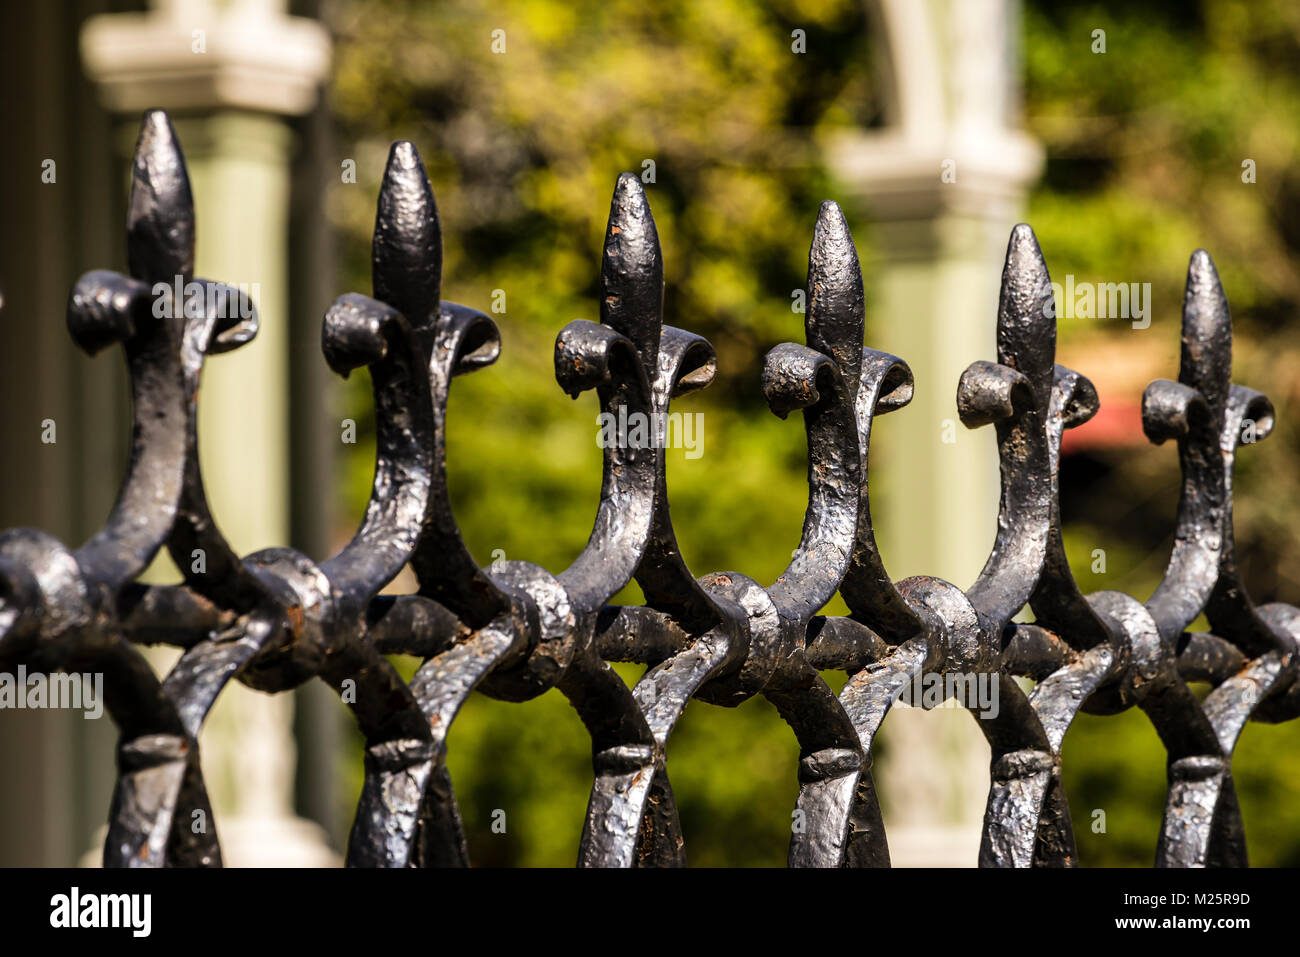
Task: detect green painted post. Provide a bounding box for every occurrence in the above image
[827,0,1043,864]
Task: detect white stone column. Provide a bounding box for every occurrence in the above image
[827,0,1043,865]
[80,0,337,866]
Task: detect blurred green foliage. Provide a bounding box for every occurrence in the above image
[321,0,1300,865]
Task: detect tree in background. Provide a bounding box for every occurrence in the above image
[324,0,1300,865]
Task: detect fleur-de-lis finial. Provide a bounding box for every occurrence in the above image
[959,223,1058,630]
[70,110,258,590]
[554,173,664,615]
[1135,249,1297,866]
[1142,249,1239,641]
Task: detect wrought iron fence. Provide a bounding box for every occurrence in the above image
[1,109,1296,868]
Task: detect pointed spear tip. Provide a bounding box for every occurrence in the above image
[1179,247,1230,390]
[376,142,436,218]
[605,172,657,249]
[1184,249,1227,314]
[808,199,858,285]
[133,109,183,170]
[388,140,423,174]
[1187,248,1220,287]
[126,109,194,281]
[599,173,661,349]
[373,140,440,320]
[138,108,173,140]
[1007,223,1043,260]
[1003,222,1049,283]
[380,141,432,201]
[815,201,846,232]
[811,200,855,261]
[1182,248,1228,346]
[609,172,651,224]
[805,200,863,383]
[614,170,644,193]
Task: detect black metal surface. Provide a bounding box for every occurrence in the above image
[1,110,1297,867]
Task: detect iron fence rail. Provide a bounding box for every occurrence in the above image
[1,110,1296,867]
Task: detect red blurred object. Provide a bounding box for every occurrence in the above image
[1061,397,1145,454]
